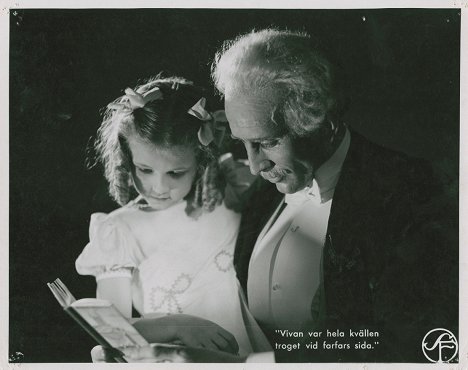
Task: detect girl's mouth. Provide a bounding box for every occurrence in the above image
[150,195,170,201]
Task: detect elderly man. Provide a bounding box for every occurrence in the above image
[96,29,457,363]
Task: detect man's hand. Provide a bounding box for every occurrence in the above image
[133,314,239,354]
[91,344,247,363]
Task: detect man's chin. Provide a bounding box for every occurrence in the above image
[274,181,300,194]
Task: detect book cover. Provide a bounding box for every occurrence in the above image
[47,278,149,362]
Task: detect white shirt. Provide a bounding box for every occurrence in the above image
[247,128,351,332]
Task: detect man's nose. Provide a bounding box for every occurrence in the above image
[151,175,170,194]
[245,144,274,176]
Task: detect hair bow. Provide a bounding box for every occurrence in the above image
[107,86,163,111]
[187,97,227,147]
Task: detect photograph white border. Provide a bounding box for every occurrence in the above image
[1,1,465,369]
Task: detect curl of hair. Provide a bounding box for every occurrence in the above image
[212,28,347,137]
[94,75,225,217]
[188,153,225,216]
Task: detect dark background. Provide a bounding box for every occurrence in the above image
[9,8,460,362]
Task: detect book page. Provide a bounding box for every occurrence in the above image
[72,298,112,307]
[72,305,149,348]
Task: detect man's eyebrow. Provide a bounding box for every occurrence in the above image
[230,134,280,142]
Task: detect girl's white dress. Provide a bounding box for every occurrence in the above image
[75,198,271,355]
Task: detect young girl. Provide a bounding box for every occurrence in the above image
[75,76,271,356]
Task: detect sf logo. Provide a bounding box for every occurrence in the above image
[422,328,458,363]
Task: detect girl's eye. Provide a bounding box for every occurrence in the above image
[136,167,153,174]
[168,171,186,178]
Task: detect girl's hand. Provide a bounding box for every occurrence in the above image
[133,314,239,354]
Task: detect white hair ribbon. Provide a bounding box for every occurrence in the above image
[187,98,227,147]
[107,86,163,111]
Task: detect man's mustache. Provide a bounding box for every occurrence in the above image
[260,167,288,180]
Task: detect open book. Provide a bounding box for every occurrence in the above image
[47,278,149,362]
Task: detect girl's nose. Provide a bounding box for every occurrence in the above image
[151,175,170,194]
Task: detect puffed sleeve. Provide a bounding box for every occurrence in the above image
[219,153,257,212]
[75,212,140,281]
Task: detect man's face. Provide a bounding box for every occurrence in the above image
[225,94,315,194]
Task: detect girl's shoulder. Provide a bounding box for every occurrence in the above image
[199,200,241,235]
[77,203,143,278]
[90,197,147,231]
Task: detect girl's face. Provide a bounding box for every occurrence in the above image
[127,136,198,211]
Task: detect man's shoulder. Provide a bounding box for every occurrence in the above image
[345,131,438,193]
[332,130,448,231]
[347,131,426,172]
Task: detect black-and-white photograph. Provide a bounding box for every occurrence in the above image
[7,4,462,367]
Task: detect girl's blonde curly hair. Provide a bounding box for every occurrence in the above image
[94,76,225,217]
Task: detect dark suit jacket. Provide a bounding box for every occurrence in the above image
[234,131,458,362]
